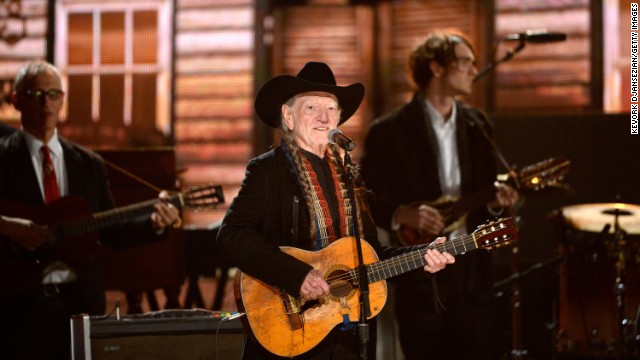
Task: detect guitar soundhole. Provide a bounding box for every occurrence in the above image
[325,266,356,300]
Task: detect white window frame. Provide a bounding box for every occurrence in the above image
[55,0,172,135]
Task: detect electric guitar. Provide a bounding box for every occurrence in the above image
[398,157,570,245]
[0,184,224,298]
[234,217,517,357]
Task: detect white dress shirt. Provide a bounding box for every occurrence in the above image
[425,100,467,238]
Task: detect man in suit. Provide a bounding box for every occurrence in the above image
[0,121,16,137]
[360,29,519,360]
[0,61,180,360]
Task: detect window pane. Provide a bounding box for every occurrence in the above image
[132,74,156,129]
[66,75,92,124]
[133,10,157,64]
[68,14,93,65]
[101,12,125,65]
[100,75,124,125]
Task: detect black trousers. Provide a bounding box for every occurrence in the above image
[0,264,105,360]
[394,254,495,360]
[0,282,85,360]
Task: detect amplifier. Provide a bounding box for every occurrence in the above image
[71,309,244,360]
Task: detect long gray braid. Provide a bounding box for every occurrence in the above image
[279,110,318,241]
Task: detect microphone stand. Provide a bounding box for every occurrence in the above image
[342,151,370,360]
[474,39,526,82]
[472,114,529,360]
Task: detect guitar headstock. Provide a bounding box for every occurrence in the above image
[518,157,570,191]
[472,217,517,250]
[182,184,225,209]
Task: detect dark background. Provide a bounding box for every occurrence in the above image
[489,112,639,359]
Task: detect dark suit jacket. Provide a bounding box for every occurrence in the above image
[361,93,498,233]
[0,121,16,138]
[360,93,500,294]
[0,130,160,312]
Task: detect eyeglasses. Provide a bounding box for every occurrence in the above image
[20,89,65,101]
[452,56,477,71]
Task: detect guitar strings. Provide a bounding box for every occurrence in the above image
[323,233,478,285]
[245,223,507,307]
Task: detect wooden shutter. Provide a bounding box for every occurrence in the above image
[493,0,593,112]
[271,4,375,162]
[376,0,487,112]
[173,0,255,226]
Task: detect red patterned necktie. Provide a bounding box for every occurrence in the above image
[41,145,60,204]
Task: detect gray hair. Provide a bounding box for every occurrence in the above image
[13,61,62,93]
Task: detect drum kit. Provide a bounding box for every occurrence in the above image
[557,202,640,359]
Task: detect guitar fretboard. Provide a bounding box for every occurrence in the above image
[58,196,183,238]
[364,233,479,283]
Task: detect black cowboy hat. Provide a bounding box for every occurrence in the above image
[254,62,365,128]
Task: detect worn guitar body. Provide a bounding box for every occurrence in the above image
[235,218,518,357]
[234,238,386,357]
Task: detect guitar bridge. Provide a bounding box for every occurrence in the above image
[280,290,304,331]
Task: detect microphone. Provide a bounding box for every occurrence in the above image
[328,128,356,152]
[503,30,567,43]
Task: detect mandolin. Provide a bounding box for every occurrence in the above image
[397,156,570,245]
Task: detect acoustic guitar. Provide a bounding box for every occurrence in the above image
[234,217,517,357]
[397,157,570,245]
[0,184,223,298]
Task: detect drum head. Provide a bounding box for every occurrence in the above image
[562,203,640,235]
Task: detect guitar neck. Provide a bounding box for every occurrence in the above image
[60,194,183,238]
[367,233,478,283]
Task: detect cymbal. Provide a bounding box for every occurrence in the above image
[562,203,640,235]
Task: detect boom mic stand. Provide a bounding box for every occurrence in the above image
[474,39,526,83]
[471,34,535,359]
[472,112,529,360]
[342,151,371,360]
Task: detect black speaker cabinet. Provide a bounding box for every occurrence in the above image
[71,309,244,360]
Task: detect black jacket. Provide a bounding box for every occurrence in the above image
[0,131,160,310]
[361,93,499,235]
[217,145,397,297]
[360,93,500,295]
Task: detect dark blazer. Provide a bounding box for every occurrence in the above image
[0,122,16,138]
[361,93,498,234]
[0,130,171,360]
[0,131,159,310]
[217,145,392,297]
[360,93,500,296]
[0,131,115,211]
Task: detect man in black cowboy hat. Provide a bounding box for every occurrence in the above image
[217,61,455,359]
